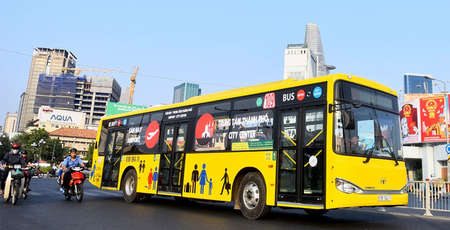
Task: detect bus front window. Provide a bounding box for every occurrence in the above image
[335,105,402,160]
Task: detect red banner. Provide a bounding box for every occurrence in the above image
[400,102,420,143]
[420,96,446,142]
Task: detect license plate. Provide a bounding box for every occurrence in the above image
[378,195,391,201]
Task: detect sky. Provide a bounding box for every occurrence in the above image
[1,0,449,124]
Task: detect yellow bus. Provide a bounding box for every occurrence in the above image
[89,73,407,219]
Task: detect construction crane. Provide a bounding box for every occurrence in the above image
[61,66,139,104]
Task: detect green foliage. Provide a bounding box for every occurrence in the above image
[39,166,52,174]
[11,128,65,164]
[85,142,95,167]
[0,135,11,159]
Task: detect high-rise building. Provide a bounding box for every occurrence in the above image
[18,48,77,132]
[74,76,121,128]
[34,74,79,111]
[3,112,18,137]
[119,86,131,104]
[173,82,201,103]
[284,23,335,80]
[15,92,25,133]
[283,44,317,80]
[31,74,121,129]
[404,73,433,94]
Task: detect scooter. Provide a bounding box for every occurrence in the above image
[64,167,85,202]
[3,164,27,205]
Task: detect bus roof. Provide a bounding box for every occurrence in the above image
[102,73,396,121]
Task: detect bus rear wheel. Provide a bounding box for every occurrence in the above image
[238,172,270,220]
[122,170,138,203]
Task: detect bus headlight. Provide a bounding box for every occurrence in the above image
[400,180,409,193]
[336,178,363,194]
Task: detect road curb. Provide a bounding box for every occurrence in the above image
[347,207,450,221]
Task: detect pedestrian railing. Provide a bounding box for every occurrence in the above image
[407,181,450,215]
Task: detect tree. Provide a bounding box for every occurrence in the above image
[42,138,65,164]
[0,134,11,159]
[12,128,50,162]
[85,141,95,167]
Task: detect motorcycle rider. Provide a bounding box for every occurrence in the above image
[20,150,33,191]
[61,148,85,194]
[0,143,26,196]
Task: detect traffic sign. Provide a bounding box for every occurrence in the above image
[446,144,450,154]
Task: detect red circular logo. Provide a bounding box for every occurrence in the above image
[195,113,215,145]
[297,89,305,101]
[145,121,160,149]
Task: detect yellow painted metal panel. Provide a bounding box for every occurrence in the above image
[182,151,277,206]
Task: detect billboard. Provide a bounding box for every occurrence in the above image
[106,102,147,116]
[38,106,85,126]
[400,94,449,144]
[420,96,446,142]
[400,101,420,144]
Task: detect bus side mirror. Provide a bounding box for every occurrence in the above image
[95,141,98,149]
[342,110,355,130]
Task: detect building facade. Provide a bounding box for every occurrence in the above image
[283,23,334,80]
[29,74,121,130]
[283,44,317,80]
[49,128,97,157]
[34,74,79,111]
[404,73,433,94]
[74,76,121,128]
[173,82,201,103]
[3,112,18,137]
[27,106,86,133]
[18,48,77,132]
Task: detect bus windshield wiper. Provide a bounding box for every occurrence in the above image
[382,137,399,166]
[362,147,375,164]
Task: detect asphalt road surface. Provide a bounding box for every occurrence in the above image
[0,179,448,230]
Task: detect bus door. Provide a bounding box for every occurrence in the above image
[300,106,325,203]
[101,129,126,188]
[158,123,188,194]
[277,105,325,204]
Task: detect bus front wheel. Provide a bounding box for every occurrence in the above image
[122,170,138,203]
[238,172,270,220]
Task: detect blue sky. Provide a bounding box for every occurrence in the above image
[1,0,449,123]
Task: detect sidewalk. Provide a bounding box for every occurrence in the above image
[349,206,450,219]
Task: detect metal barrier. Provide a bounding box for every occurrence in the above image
[407,181,450,215]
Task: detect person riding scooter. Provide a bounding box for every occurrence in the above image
[61,148,85,194]
[0,143,26,196]
[20,150,33,191]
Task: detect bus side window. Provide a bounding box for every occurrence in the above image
[194,102,231,152]
[98,121,109,155]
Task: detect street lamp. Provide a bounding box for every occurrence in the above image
[38,139,46,165]
[31,142,37,163]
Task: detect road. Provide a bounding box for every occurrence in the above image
[0,179,448,230]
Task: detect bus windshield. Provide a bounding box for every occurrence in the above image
[334,81,402,160]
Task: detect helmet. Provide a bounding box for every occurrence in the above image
[21,150,28,155]
[12,143,21,149]
[69,148,77,153]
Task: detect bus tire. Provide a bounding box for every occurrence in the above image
[304,209,328,216]
[238,172,270,220]
[122,170,138,203]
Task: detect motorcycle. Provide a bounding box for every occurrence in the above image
[64,167,85,202]
[3,164,28,205]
